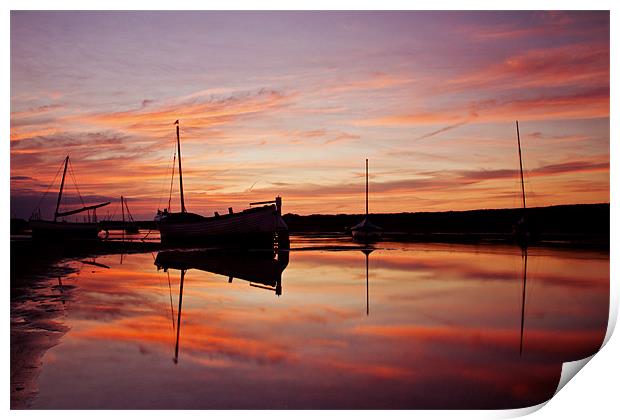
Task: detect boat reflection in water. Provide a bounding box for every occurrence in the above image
[361,247,373,316]
[154,248,289,364]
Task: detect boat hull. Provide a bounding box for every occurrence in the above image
[157,204,289,248]
[351,229,382,242]
[30,220,101,241]
[351,217,383,243]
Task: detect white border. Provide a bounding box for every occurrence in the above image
[4,1,617,419]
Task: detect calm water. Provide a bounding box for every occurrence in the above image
[12,237,609,409]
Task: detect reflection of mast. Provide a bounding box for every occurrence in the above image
[362,249,373,316]
[174,269,186,364]
[519,246,528,355]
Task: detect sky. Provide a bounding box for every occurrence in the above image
[10,11,610,219]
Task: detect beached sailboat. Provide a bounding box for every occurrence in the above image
[29,156,110,240]
[155,121,289,248]
[351,159,382,241]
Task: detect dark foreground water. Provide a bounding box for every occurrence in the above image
[11,236,609,409]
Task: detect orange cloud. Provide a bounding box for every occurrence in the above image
[445,43,609,91]
[76,89,294,136]
[354,87,609,130]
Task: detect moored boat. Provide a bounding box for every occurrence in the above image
[351,158,382,241]
[29,156,110,241]
[120,195,139,234]
[512,121,534,246]
[155,121,289,248]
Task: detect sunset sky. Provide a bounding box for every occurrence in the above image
[10,11,610,219]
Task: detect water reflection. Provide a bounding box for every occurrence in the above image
[153,249,289,364]
[11,240,609,409]
[362,248,373,316]
[520,247,527,356]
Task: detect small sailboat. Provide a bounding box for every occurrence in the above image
[29,155,110,240]
[512,121,531,245]
[155,121,289,248]
[351,158,382,241]
[120,196,139,234]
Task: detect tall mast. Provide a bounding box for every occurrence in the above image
[121,196,125,223]
[365,158,369,217]
[54,156,69,222]
[516,121,526,211]
[176,120,186,213]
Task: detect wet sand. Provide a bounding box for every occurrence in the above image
[10,238,160,409]
[11,262,75,409]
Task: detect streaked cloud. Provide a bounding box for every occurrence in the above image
[10,11,609,218]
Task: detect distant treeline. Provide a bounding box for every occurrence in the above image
[283,203,610,237]
[11,203,609,239]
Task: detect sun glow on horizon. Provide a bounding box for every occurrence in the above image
[10,11,609,219]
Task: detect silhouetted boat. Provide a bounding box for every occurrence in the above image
[155,121,289,248]
[120,195,139,234]
[29,156,110,241]
[351,159,382,241]
[512,121,532,245]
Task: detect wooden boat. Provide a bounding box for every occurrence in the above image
[155,121,289,248]
[351,158,382,241]
[29,156,110,241]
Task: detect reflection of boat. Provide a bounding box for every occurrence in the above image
[351,159,382,242]
[155,121,289,248]
[519,246,528,355]
[29,156,110,241]
[361,248,373,316]
[155,249,288,364]
[155,248,289,296]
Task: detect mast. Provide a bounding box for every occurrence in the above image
[54,156,70,222]
[121,196,125,223]
[175,120,186,213]
[365,158,369,217]
[516,121,526,211]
